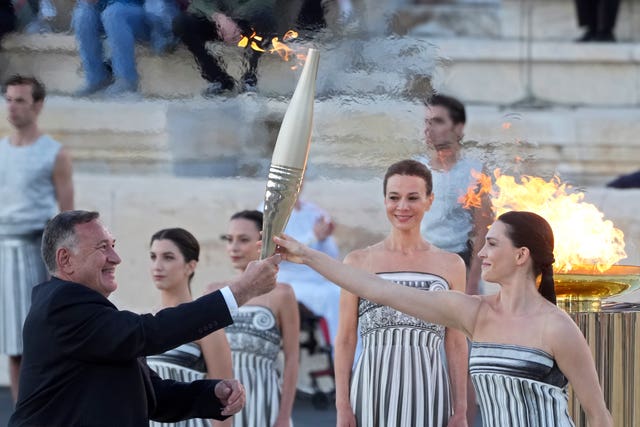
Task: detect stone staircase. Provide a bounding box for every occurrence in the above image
[1,26,638,184]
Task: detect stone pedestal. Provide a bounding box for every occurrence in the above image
[569,307,640,426]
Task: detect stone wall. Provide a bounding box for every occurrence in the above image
[71,174,640,313]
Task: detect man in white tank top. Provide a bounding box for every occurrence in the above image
[417,94,492,296]
[0,75,74,402]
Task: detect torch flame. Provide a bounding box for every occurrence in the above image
[459,169,492,209]
[237,29,305,69]
[461,170,627,273]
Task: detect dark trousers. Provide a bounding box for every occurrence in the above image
[0,2,16,40]
[173,12,262,88]
[298,0,325,30]
[575,0,621,34]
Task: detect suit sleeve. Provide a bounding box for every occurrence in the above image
[49,284,234,362]
[147,366,229,422]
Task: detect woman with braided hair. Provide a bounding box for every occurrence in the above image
[274,210,613,426]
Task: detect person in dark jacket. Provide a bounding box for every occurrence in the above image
[9,209,281,426]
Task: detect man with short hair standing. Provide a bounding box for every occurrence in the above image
[419,94,492,296]
[0,74,74,402]
[10,210,281,426]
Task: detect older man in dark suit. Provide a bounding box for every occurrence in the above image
[9,210,281,426]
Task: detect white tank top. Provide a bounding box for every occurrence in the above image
[0,135,61,235]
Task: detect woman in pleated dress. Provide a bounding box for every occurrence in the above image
[275,205,613,427]
[210,210,299,427]
[147,227,234,427]
[333,159,470,427]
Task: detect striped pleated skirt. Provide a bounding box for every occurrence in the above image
[0,232,48,355]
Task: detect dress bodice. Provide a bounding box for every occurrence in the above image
[470,342,573,426]
[226,305,281,362]
[147,341,206,374]
[357,272,449,339]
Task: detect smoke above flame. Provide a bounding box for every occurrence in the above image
[460,170,627,272]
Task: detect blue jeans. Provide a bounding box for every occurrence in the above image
[144,0,178,53]
[72,1,150,87]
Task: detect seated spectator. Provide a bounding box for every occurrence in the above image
[72,0,177,97]
[11,0,55,34]
[0,1,17,41]
[173,0,298,96]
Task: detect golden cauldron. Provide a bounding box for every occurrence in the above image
[554,265,640,313]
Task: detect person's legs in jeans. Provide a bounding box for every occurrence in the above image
[72,0,111,94]
[145,0,178,54]
[173,12,235,91]
[101,1,150,93]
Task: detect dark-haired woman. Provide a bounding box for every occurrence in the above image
[333,159,469,427]
[275,210,613,426]
[147,228,234,427]
[209,210,299,427]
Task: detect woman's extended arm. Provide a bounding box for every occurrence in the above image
[443,256,469,427]
[275,235,480,336]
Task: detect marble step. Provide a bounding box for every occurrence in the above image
[0,96,637,186]
[2,33,640,107]
[0,33,434,99]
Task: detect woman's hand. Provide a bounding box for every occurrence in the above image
[273,416,291,427]
[273,234,308,264]
[336,407,357,427]
[447,411,468,427]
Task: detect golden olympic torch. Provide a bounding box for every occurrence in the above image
[260,48,320,258]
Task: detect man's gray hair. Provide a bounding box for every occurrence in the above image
[41,210,100,274]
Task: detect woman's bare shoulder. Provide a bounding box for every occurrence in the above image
[344,243,381,266]
[273,281,296,300]
[429,245,465,265]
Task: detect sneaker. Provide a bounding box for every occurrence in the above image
[24,18,53,34]
[240,73,258,93]
[103,79,138,97]
[202,81,235,98]
[74,76,113,97]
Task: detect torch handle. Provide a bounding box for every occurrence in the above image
[260,164,304,259]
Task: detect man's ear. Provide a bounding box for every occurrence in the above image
[33,100,44,115]
[57,247,73,273]
[453,122,465,141]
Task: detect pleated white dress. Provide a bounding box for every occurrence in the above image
[226,305,284,427]
[350,272,452,427]
[470,342,574,426]
[147,342,209,427]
